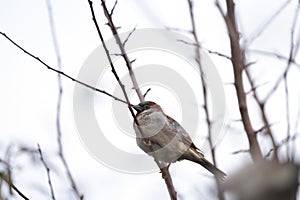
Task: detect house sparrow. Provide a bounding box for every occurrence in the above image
[133,101,226,180]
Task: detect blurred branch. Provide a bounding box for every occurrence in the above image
[166,26,192,33]
[3,146,13,196]
[257,4,300,162]
[262,4,300,103]
[232,149,249,155]
[254,123,277,134]
[249,49,300,68]
[37,144,56,200]
[246,0,292,45]
[224,161,299,200]
[244,65,278,161]
[245,81,268,95]
[187,0,224,199]
[0,32,127,105]
[216,0,263,162]
[264,134,298,158]
[45,0,83,199]
[87,1,177,199]
[264,65,291,103]
[177,39,231,60]
[286,4,300,162]
[284,73,291,161]
[143,88,151,98]
[204,48,231,60]
[0,172,29,200]
[292,99,300,160]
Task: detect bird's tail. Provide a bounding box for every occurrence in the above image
[196,157,226,181]
[187,149,226,181]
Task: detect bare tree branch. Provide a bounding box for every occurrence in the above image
[249,49,300,68]
[284,75,291,161]
[177,38,232,60]
[254,123,277,134]
[246,0,292,45]
[187,0,224,199]
[285,4,300,162]
[37,144,56,200]
[204,48,231,60]
[245,81,268,95]
[165,26,192,33]
[264,134,298,158]
[244,66,278,160]
[263,65,291,103]
[123,25,137,47]
[0,172,29,200]
[0,32,127,105]
[232,149,249,155]
[110,0,118,16]
[45,0,84,199]
[3,146,13,196]
[100,0,144,102]
[88,1,177,199]
[292,99,300,160]
[216,0,263,162]
[262,4,300,104]
[254,5,300,162]
[143,88,151,98]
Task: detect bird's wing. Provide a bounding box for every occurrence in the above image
[166,115,203,155]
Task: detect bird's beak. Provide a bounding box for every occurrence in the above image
[132,104,143,113]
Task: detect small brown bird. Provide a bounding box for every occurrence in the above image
[133,101,226,180]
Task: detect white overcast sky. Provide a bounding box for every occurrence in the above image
[1,0,300,199]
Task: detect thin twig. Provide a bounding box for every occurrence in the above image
[4,145,13,196]
[187,0,224,199]
[166,26,192,34]
[249,49,300,68]
[231,149,249,155]
[257,5,300,104]
[264,149,274,158]
[254,123,277,134]
[284,75,291,161]
[0,31,127,105]
[143,88,151,98]
[37,144,56,200]
[0,173,29,200]
[292,98,300,161]
[245,81,268,95]
[177,38,231,60]
[246,0,292,45]
[264,134,298,158]
[123,25,137,47]
[45,1,84,198]
[177,39,198,47]
[286,4,300,162]
[263,65,291,103]
[259,6,300,161]
[204,48,231,60]
[110,0,118,16]
[244,66,278,161]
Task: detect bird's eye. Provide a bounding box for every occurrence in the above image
[144,104,150,109]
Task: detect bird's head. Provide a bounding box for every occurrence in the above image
[132,101,163,115]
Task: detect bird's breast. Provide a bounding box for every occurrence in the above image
[134,111,168,138]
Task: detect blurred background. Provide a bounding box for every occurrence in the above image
[0,0,299,199]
